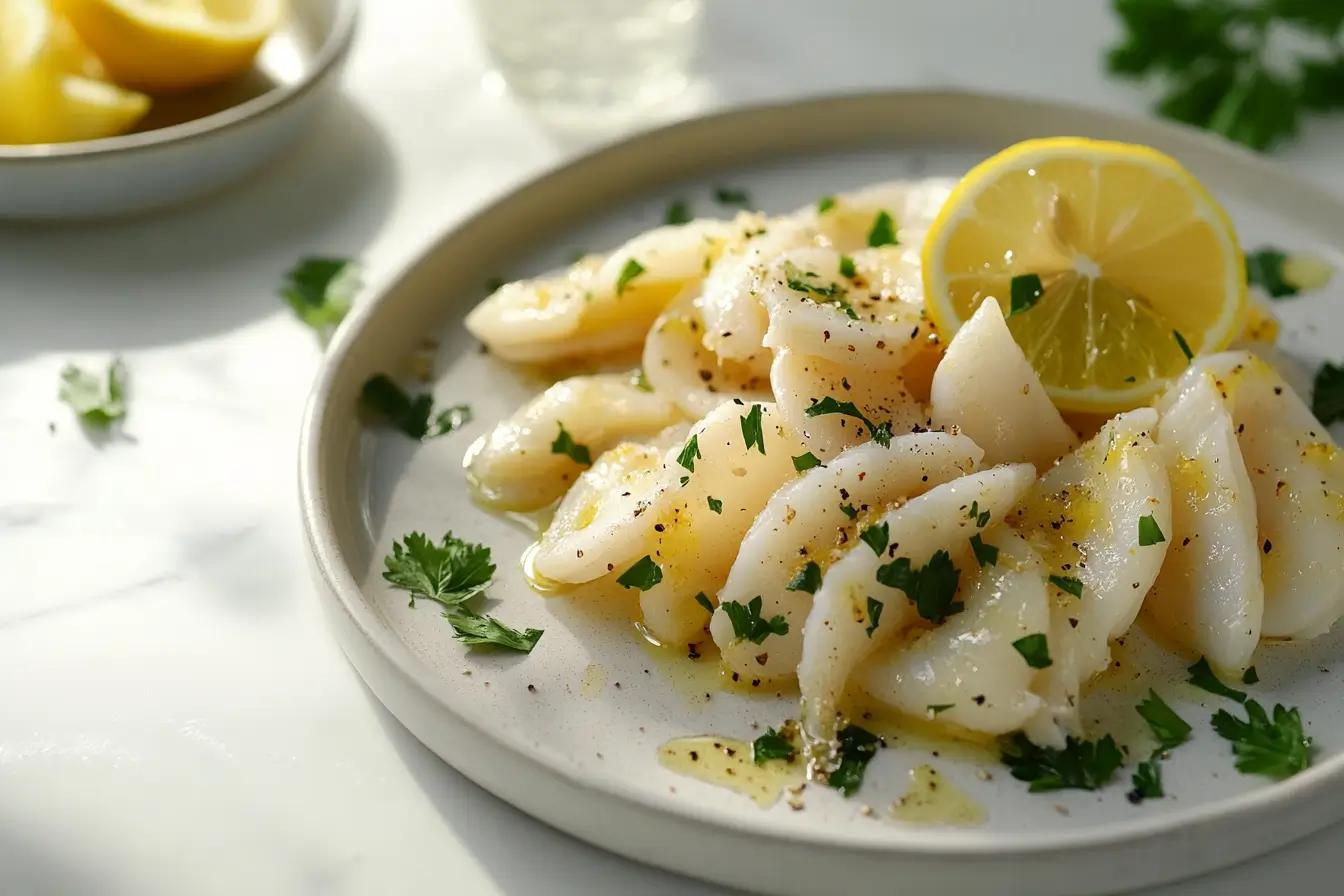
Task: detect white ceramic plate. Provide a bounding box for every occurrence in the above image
[0,0,358,220]
[300,92,1344,896]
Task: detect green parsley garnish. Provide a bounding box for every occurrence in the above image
[615,258,646,295]
[694,592,714,613]
[1246,248,1299,297]
[1243,667,1260,685]
[787,561,823,594]
[617,555,663,591]
[970,533,999,568]
[1012,633,1053,669]
[865,596,883,637]
[816,195,837,214]
[833,297,861,320]
[664,198,692,226]
[866,210,897,247]
[721,596,789,644]
[551,422,592,465]
[443,609,544,652]
[1137,689,1193,752]
[1130,760,1164,801]
[828,725,880,797]
[968,501,990,528]
[59,358,128,429]
[1001,732,1124,792]
[1049,575,1085,599]
[927,704,955,716]
[783,259,845,298]
[793,451,824,472]
[707,496,723,514]
[1187,656,1247,703]
[676,434,701,472]
[805,396,893,447]
[281,257,360,341]
[877,550,963,623]
[361,374,471,439]
[840,503,859,519]
[1138,514,1166,546]
[1105,0,1344,152]
[838,254,857,279]
[1212,699,1313,779]
[752,727,796,764]
[631,369,653,391]
[1312,361,1344,425]
[383,530,496,609]
[740,403,766,454]
[1008,273,1045,317]
[1173,329,1194,361]
[714,186,751,206]
[860,522,890,556]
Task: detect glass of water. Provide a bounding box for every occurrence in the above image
[472,0,704,124]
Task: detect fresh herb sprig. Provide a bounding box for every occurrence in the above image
[1001,732,1124,792]
[59,359,128,430]
[282,257,360,341]
[362,374,471,440]
[721,596,789,644]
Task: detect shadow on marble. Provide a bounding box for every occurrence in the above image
[363,684,744,896]
[0,95,400,367]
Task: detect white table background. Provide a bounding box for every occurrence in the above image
[3,2,1343,894]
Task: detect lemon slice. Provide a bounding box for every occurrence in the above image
[53,0,282,92]
[921,137,1247,412]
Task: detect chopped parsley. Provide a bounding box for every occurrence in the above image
[783,259,844,298]
[865,596,883,637]
[805,396,892,447]
[664,198,692,226]
[281,257,360,341]
[616,555,663,591]
[714,186,751,206]
[615,258,646,295]
[1312,361,1344,425]
[787,562,823,594]
[792,451,824,472]
[1212,699,1313,779]
[1187,656,1247,703]
[1049,575,1085,599]
[694,592,714,613]
[1130,760,1164,800]
[840,503,859,519]
[551,422,592,465]
[969,533,999,567]
[1243,667,1260,685]
[752,727,796,764]
[676,434,701,472]
[1012,633,1053,669]
[1173,329,1194,361]
[1001,732,1124,792]
[707,496,723,514]
[361,374,471,439]
[828,725,880,796]
[838,254,857,279]
[968,501,990,528]
[1246,248,1298,297]
[59,358,128,429]
[721,596,789,644]
[833,297,861,320]
[816,195,836,214]
[866,210,898,247]
[443,609,544,653]
[1138,514,1166,546]
[859,522,889,556]
[740,403,766,454]
[1137,689,1192,752]
[383,531,496,609]
[877,550,963,623]
[1008,273,1045,317]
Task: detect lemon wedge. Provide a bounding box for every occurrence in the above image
[53,0,282,92]
[0,0,149,144]
[921,137,1247,413]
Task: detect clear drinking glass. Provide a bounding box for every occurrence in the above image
[472,0,704,123]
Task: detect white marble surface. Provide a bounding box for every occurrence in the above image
[2,1,1343,894]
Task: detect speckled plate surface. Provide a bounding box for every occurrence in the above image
[299,91,1344,896]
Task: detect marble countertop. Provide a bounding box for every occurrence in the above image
[3,1,1343,894]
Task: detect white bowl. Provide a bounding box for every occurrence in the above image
[0,0,359,220]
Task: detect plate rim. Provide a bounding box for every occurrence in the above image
[299,88,1344,890]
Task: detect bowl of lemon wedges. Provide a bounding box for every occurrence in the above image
[0,0,359,219]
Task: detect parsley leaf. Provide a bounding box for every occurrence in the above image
[787,561,823,594]
[361,374,471,439]
[783,259,845,298]
[694,592,714,613]
[551,422,592,465]
[281,257,360,340]
[714,186,751,206]
[442,607,543,652]
[828,725,880,797]
[707,496,723,514]
[1049,575,1085,599]
[664,199,691,226]
[1173,329,1194,361]
[1130,760,1164,801]
[1211,699,1313,779]
[677,434,701,472]
[617,555,663,591]
[753,727,796,764]
[865,596,883,637]
[615,258,646,295]
[1001,732,1124,792]
[1187,656,1247,703]
[1312,361,1344,425]
[970,533,999,568]
[740,403,766,454]
[1008,273,1044,317]
[840,503,859,519]
[383,531,496,609]
[838,254,857,279]
[721,596,789,644]
[59,358,128,429]
[1246,248,1298,298]
[968,501,990,528]
[1138,514,1166,546]
[805,396,892,446]
[1012,633,1053,669]
[859,522,889,556]
[877,550,963,623]
[867,210,898,247]
[816,195,836,214]
[1243,667,1260,685]
[793,451,824,472]
[1136,689,1192,752]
